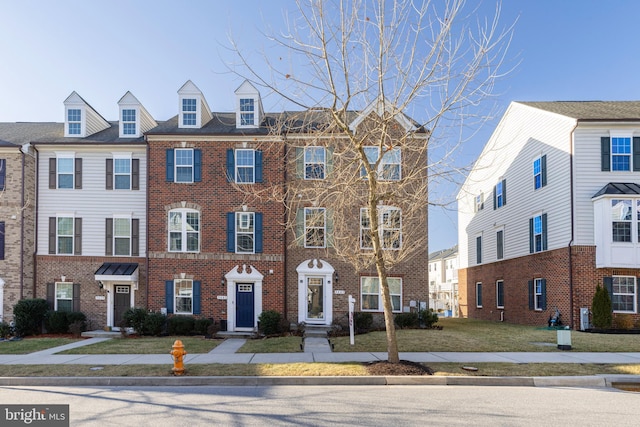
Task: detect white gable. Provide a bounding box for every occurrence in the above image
[349,97,418,133]
[117,91,158,138]
[63,91,110,138]
[177,80,212,129]
[234,80,263,128]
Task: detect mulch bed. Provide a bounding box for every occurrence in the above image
[364,360,434,376]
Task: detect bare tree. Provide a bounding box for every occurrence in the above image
[229,0,513,363]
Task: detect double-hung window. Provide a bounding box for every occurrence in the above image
[360,276,402,312]
[114,218,131,256]
[494,179,506,209]
[476,235,482,264]
[304,208,326,248]
[611,199,632,242]
[57,157,74,189]
[182,98,197,126]
[533,155,547,189]
[235,149,255,183]
[240,98,255,126]
[475,193,484,212]
[57,217,74,255]
[175,149,194,183]
[360,207,402,250]
[611,276,636,313]
[476,282,482,308]
[361,147,401,180]
[529,214,548,253]
[49,217,81,255]
[168,209,200,252]
[174,279,193,315]
[236,212,255,253]
[304,147,326,180]
[55,282,73,312]
[122,109,136,135]
[496,280,504,309]
[67,109,81,135]
[114,158,131,189]
[611,137,631,171]
[496,229,504,260]
[534,278,544,310]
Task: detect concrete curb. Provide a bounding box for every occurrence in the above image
[0,375,638,388]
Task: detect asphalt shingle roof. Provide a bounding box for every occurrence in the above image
[518,101,640,121]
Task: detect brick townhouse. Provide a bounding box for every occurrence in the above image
[458,101,640,329]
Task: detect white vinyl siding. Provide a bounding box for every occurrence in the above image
[457,103,574,268]
[37,150,147,257]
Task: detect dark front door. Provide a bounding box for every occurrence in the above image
[236,283,255,328]
[113,285,131,327]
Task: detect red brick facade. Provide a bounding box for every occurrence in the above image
[459,245,640,329]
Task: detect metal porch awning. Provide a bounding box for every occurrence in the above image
[94,263,139,282]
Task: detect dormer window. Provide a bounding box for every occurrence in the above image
[67,109,82,136]
[240,98,255,126]
[121,109,136,136]
[182,98,197,126]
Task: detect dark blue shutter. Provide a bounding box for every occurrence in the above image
[540,279,547,310]
[541,213,548,251]
[166,149,175,182]
[0,222,4,260]
[529,218,534,254]
[193,281,201,315]
[541,155,547,187]
[603,277,613,298]
[226,212,235,252]
[255,213,263,253]
[255,150,263,183]
[0,159,5,191]
[633,137,640,172]
[601,137,610,171]
[165,280,174,314]
[501,179,506,206]
[194,149,202,182]
[528,280,534,310]
[226,149,234,182]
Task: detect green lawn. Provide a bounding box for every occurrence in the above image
[0,337,81,355]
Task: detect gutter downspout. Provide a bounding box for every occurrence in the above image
[19,147,25,300]
[568,121,579,329]
[31,145,39,299]
[145,137,149,310]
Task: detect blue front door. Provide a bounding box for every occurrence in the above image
[236,283,255,328]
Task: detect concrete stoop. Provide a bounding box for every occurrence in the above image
[302,325,333,353]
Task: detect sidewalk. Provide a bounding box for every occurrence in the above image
[0,337,639,388]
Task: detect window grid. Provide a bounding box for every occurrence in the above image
[534,278,543,310]
[182,98,197,126]
[57,217,73,254]
[360,276,402,312]
[304,147,326,180]
[611,137,631,171]
[360,147,401,181]
[235,149,255,183]
[533,157,542,189]
[55,282,73,312]
[612,276,636,313]
[360,207,402,250]
[611,199,632,242]
[114,218,131,256]
[240,98,255,126]
[304,208,326,248]
[168,210,200,253]
[174,279,193,315]
[57,158,74,189]
[533,215,544,252]
[114,158,131,189]
[496,181,504,208]
[122,109,136,135]
[175,149,194,183]
[67,109,81,135]
[496,280,504,308]
[236,212,255,253]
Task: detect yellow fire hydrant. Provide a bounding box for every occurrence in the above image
[170,339,187,376]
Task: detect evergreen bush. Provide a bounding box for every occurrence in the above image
[419,309,439,328]
[143,311,167,336]
[167,315,195,335]
[122,307,148,334]
[592,284,612,329]
[13,299,49,336]
[258,310,282,335]
[194,318,213,335]
[354,312,373,333]
[394,312,419,329]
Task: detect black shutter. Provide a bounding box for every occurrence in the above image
[529,218,534,254]
[46,283,55,309]
[132,159,140,190]
[73,283,81,312]
[106,159,113,190]
[541,155,547,187]
[0,159,5,191]
[502,179,506,206]
[0,222,4,260]
[74,218,82,255]
[74,158,82,189]
[542,213,548,251]
[540,279,547,310]
[603,277,613,298]
[476,236,482,264]
[132,219,140,256]
[493,185,497,210]
[49,158,57,189]
[528,280,534,310]
[165,280,174,314]
[105,218,113,255]
[633,137,640,172]
[601,137,611,171]
[49,217,56,254]
[226,149,234,182]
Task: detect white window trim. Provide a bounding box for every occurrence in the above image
[168,209,200,253]
[496,226,505,260]
[56,215,75,255]
[361,146,401,181]
[532,213,544,253]
[237,97,258,128]
[56,153,75,189]
[113,154,133,190]
[304,147,326,180]
[235,148,256,184]
[360,276,402,313]
[612,276,637,314]
[360,206,402,250]
[475,192,484,212]
[65,107,84,137]
[179,97,199,128]
[609,131,632,172]
[475,282,482,308]
[119,107,139,138]
[533,155,543,190]
[235,211,255,254]
[495,180,504,208]
[55,281,73,311]
[496,280,504,309]
[174,279,194,315]
[611,198,634,243]
[304,207,326,248]
[174,148,194,183]
[534,278,543,311]
[113,215,132,257]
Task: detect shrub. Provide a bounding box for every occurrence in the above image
[419,309,439,328]
[45,310,69,334]
[123,308,149,335]
[68,320,85,338]
[0,322,12,339]
[206,322,220,338]
[592,284,612,329]
[394,312,419,329]
[258,310,282,335]
[354,312,373,334]
[613,314,634,330]
[194,318,214,335]
[13,299,49,336]
[143,311,167,336]
[167,315,195,335]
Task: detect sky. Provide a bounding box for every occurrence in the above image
[3,0,640,253]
